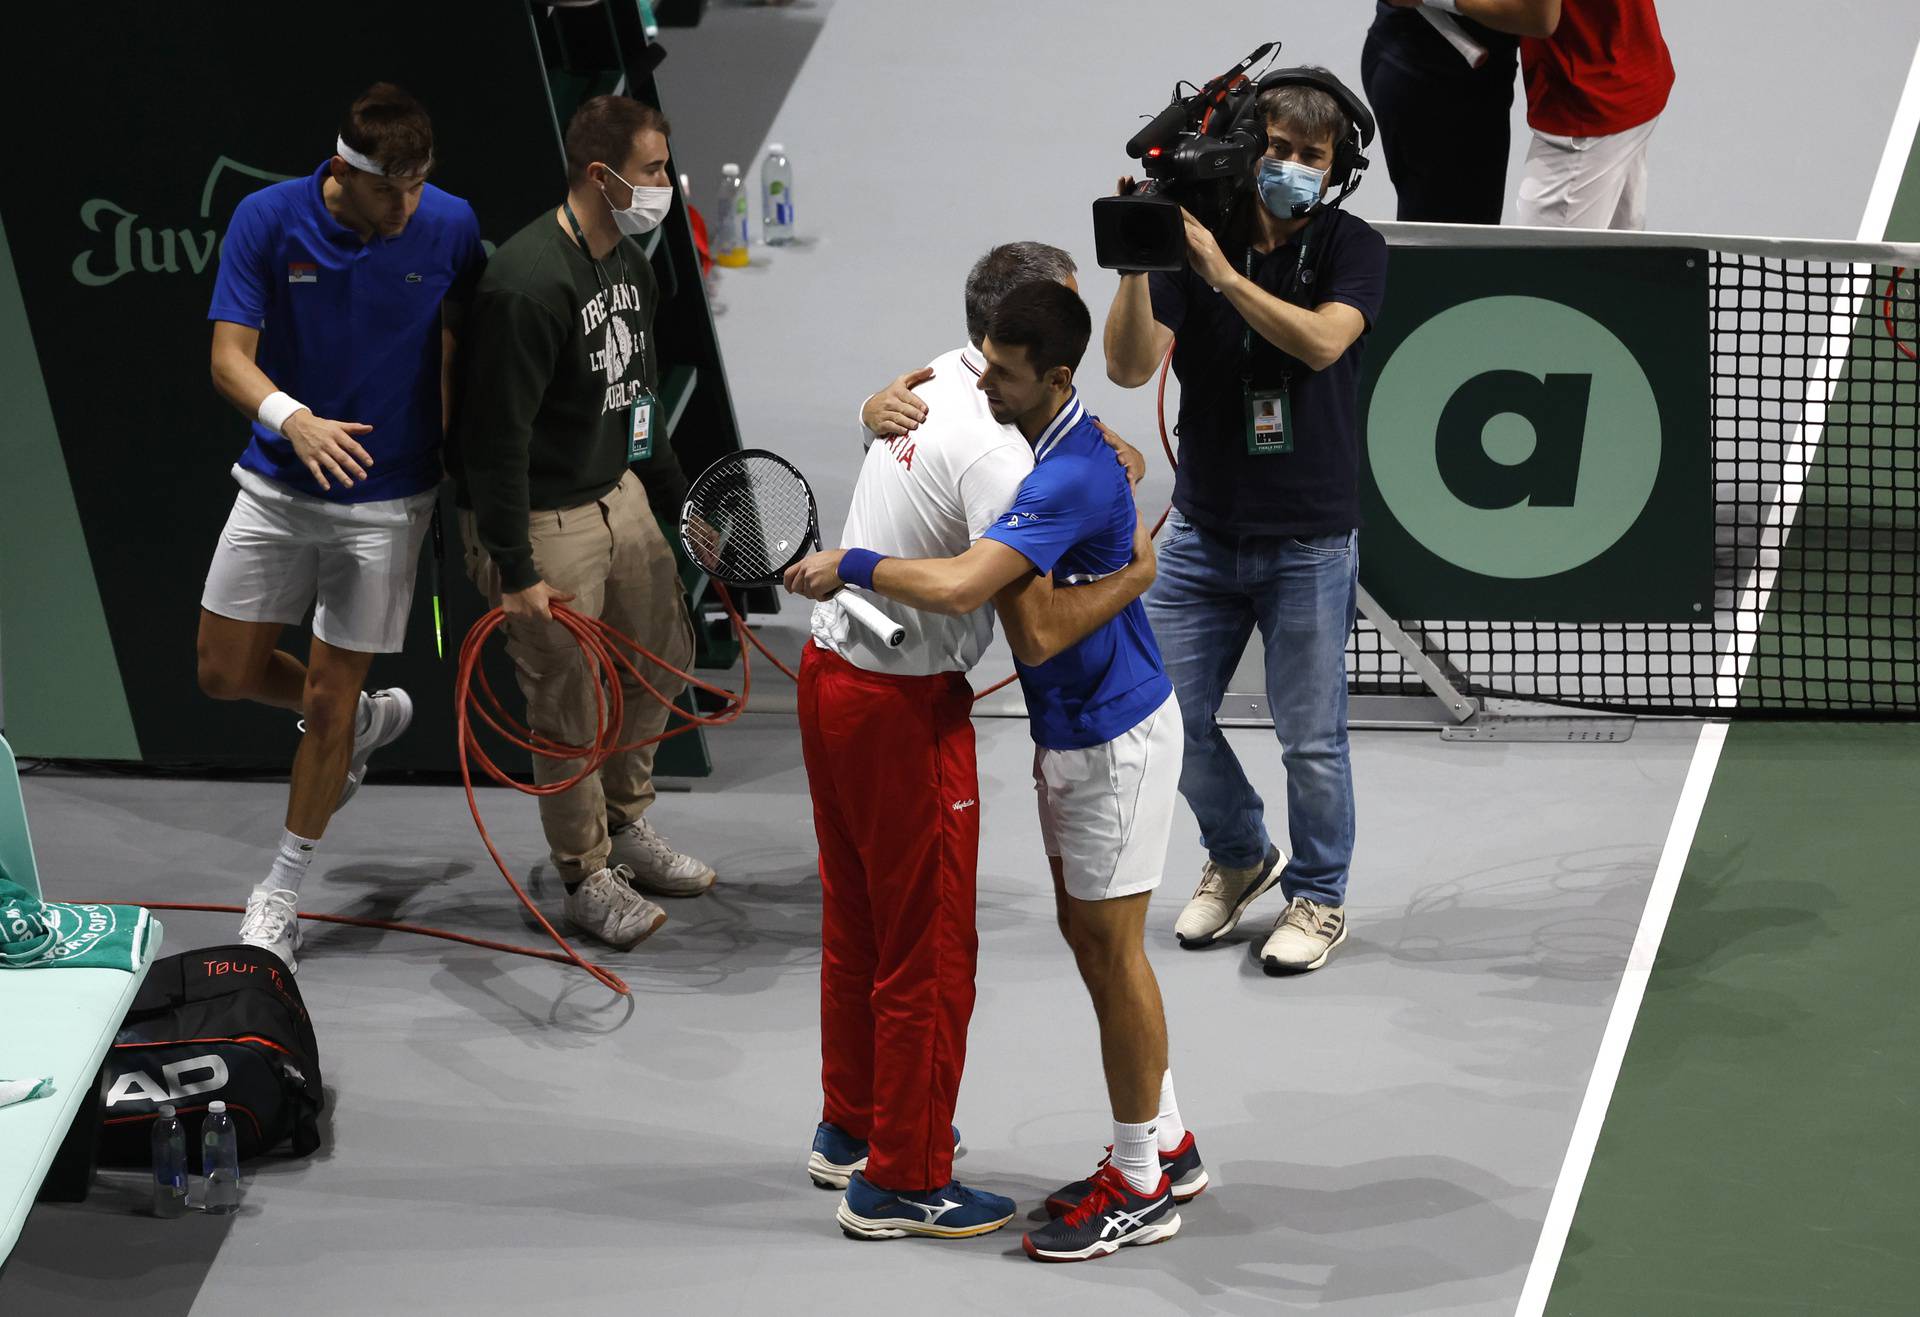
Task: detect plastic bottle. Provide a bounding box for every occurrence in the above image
[151,1104,187,1218]
[762,143,794,246]
[713,164,749,268]
[199,1100,241,1214]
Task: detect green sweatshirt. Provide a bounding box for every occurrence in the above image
[450,209,686,592]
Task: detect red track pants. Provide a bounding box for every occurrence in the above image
[797,642,979,1192]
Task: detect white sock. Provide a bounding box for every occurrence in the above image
[262,830,319,899]
[1111,1118,1160,1195]
[1156,1069,1187,1153]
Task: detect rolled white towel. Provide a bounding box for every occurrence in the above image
[0,1077,54,1108]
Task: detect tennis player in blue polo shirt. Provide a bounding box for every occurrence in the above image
[785,281,1202,1262]
[196,84,485,971]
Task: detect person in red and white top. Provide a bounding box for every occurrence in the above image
[1399,0,1673,229]
[797,242,1153,1239]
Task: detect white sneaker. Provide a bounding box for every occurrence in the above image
[608,817,716,897]
[564,864,668,950]
[334,688,414,811]
[1259,897,1348,975]
[239,887,302,972]
[1173,845,1284,948]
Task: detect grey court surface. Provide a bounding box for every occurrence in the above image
[4,714,1698,1316]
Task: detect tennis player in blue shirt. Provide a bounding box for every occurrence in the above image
[195,84,485,970]
[785,281,1203,1262]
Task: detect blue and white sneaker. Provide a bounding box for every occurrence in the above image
[836,1171,1015,1241]
[807,1121,962,1190]
[1023,1164,1180,1262]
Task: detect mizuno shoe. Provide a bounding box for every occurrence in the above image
[808,1122,963,1190]
[1023,1164,1180,1263]
[1043,1131,1209,1217]
[835,1171,1014,1241]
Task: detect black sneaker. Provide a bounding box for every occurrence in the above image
[1043,1132,1208,1217]
[1023,1164,1180,1262]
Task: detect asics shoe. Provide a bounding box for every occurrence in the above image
[1044,1131,1208,1217]
[1023,1163,1180,1262]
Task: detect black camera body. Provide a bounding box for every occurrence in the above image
[1093,43,1376,273]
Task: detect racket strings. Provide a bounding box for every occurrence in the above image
[684,456,815,584]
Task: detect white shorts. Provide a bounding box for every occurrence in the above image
[200,466,436,654]
[1515,115,1659,232]
[1034,692,1183,903]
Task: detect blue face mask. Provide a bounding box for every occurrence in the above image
[1257,158,1327,219]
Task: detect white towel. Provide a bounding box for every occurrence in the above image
[0,1077,54,1108]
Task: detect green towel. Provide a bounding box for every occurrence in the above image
[0,877,152,972]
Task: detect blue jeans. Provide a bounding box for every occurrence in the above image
[1145,510,1358,906]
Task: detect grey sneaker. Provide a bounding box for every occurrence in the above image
[608,817,716,897]
[564,864,668,950]
[1172,845,1284,948]
[1259,897,1348,975]
[239,887,302,972]
[334,688,414,811]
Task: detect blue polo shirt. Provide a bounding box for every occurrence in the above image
[208,161,486,503]
[982,393,1172,750]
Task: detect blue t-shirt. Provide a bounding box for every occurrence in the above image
[208,162,487,503]
[982,393,1173,751]
[1149,206,1387,537]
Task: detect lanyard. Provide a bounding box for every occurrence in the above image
[1240,215,1315,386]
[562,201,652,388]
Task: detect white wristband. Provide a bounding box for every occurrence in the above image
[258,391,307,436]
[1424,0,1462,13]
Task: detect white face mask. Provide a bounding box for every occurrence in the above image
[601,166,673,235]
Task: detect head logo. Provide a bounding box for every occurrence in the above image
[1368,295,1660,579]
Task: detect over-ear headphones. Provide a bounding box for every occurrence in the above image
[1230,67,1375,199]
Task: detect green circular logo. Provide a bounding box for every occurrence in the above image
[1369,295,1660,579]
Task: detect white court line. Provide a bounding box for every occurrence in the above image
[1518,38,1920,1315]
[1513,720,1726,1316]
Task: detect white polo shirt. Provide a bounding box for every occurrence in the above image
[811,344,1033,676]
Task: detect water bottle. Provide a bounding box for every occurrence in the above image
[199,1100,241,1214]
[713,164,749,268]
[150,1104,187,1218]
[762,143,794,245]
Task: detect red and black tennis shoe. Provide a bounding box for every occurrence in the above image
[1022,1163,1181,1263]
[1043,1131,1208,1218]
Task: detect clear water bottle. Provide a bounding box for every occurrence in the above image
[762,143,794,246]
[199,1100,241,1214]
[713,164,749,268]
[151,1104,187,1218]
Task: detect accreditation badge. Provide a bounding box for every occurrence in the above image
[628,389,657,463]
[1244,386,1293,456]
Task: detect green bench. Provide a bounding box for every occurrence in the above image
[0,734,163,1264]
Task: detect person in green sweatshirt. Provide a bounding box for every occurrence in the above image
[450,94,709,951]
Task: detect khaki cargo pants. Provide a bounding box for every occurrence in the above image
[463,470,696,880]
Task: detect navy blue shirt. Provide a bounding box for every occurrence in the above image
[1149,206,1387,537]
[208,162,487,503]
[982,393,1173,751]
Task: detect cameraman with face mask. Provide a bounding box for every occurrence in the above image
[449,95,709,951]
[1103,70,1386,978]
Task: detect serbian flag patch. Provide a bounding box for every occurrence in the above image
[288,262,318,284]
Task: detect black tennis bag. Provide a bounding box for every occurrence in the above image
[96,943,324,1168]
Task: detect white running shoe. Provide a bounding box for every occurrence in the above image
[239,887,302,972]
[335,688,414,811]
[564,864,668,950]
[608,817,716,897]
[1172,845,1284,948]
[1259,897,1348,975]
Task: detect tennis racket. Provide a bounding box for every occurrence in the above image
[679,449,906,648]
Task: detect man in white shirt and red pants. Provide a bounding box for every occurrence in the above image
[799,243,1152,1240]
